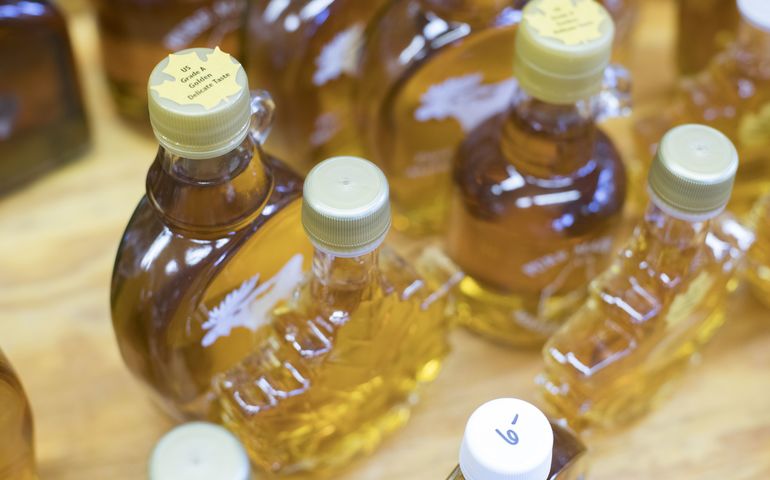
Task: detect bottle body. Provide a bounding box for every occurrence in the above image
[747,194,770,307]
[677,0,739,76]
[111,136,313,420]
[92,0,244,121]
[540,204,751,432]
[0,0,89,192]
[0,349,36,480]
[446,89,626,347]
[634,18,770,218]
[243,0,390,171]
[216,246,450,475]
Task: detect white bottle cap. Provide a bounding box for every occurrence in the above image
[459,398,553,480]
[149,422,251,480]
[738,0,770,32]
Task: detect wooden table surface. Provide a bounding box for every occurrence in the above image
[2,2,769,479]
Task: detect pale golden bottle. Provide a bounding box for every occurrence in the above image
[635,0,770,218]
[357,0,634,235]
[110,48,313,420]
[215,156,450,476]
[0,349,36,480]
[445,398,586,480]
[242,0,391,171]
[445,0,628,347]
[746,194,770,307]
[541,124,753,432]
[677,0,739,76]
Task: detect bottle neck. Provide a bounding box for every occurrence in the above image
[733,14,770,77]
[310,247,380,312]
[147,135,272,235]
[641,201,711,250]
[501,87,598,177]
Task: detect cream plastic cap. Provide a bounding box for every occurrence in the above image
[738,0,770,31]
[648,124,738,221]
[459,398,553,480]
[149,422,251,480]
[515,0,614,104]
[302,156,391,257]
[148,47,251,159]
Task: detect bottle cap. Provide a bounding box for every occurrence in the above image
[149,422,251,480]
[648,124,738,221]
[302,156,391,257]
[459,398,553,480]
[738,0,770,32]
[148,47,251,159]
[515,0,614,104]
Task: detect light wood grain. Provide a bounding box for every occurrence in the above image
[1,2,769,479]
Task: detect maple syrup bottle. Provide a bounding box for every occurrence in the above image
[0,0,89,193]
[635,0,770,218]
[541,125,752,432]
[445,0,628,347]
[357,0,633,235]
[110,47,313,420]
[92,0,244,122]
[215,156,450,476]
[746,194,770,307]
[0,349,37,480]
[242,0,391,171]
[677,0,740,76]
[445,398,586,480]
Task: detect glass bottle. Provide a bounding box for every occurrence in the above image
[149,422,250,480]
[677,0,740,76]
[0,0,89,193]
[634,0,770,218]
[445,0,628,347]
[541,124,753,432]
[242,0,392,172]
[215,156,451,476]
[110,47,313,420]
[0,349,37,480]
[445,398,586,480]
[92,0,245,122]
[746,194,770,307]
[357,0,633,235]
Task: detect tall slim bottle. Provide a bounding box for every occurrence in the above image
[445,0,628,347]
[0,349,36,480]
[215,156,450,476]
[746,194,770,307]
[677,0,739,76]
[541,124,752,432]
[110,47,312,420]
[635,0,770,218]
[446,398,586,480]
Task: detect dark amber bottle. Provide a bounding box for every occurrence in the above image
[0,349,37,480]
[92,0,244,122]
[0,0,88,193]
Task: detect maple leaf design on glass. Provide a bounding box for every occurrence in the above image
[151,46,241,110]
[201,254,305,347]
[526,0,606,46]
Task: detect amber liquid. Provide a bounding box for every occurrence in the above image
[0,0,88,192]
[0,350,36,480]
[93,0,243,122]
[634,18,770,218]
[446,93,626,347]
[445,421,586,480]
[111,136,313,420]
[747,195,770,307]
[540,206,750,432]
[677,0,739,76]
[358,0,634,235]
[216,246,450,476]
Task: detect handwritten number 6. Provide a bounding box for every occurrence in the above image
[495,413,520,446]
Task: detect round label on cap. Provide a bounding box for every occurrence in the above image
[526,0,607,46]
[151,47,242,110]
[149,422,251,480]
[459,398,553,480]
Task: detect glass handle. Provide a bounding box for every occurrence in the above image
[249,89,275,145]
[595,63,633,123]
